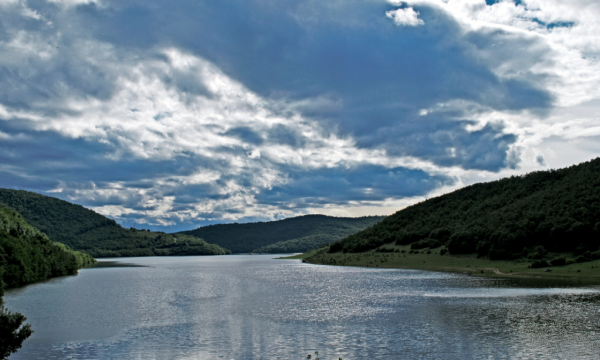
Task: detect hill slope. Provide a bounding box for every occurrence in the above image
[0,189,230,258]
[179,215,384,253]
[0,205,95,289]
[0,205,97,359]
[327,158,600,262]
[252,233,363,254]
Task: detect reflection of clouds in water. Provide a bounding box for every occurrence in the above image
[423,288,599,298]
[5,256,600,359]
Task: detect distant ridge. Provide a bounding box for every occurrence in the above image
[179,214,384,253]
[0,189,229,257]
[327,158,600,262]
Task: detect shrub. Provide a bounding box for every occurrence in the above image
[528,246,548,260]
[531,259,550,268]
[573,245,587,256]
[328,241,343,253]
[489,245,510,260]
[476,240,491,257]
[549,257,566,266]
[410,238,441,250]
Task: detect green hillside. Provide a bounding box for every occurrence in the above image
[0,205,97,359]
[0,205,95,289]
[326,158,600,267]
[179,215,384,253]
[253,233,362,254]
[0,189,230,258]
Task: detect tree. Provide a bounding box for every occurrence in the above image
[0,302,33,360]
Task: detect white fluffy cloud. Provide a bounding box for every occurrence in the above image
[395,0,600,168]
[386,7,424,26]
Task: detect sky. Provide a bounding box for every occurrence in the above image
[1,0,600,232]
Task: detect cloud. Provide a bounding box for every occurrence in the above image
[258,165,452,207]
[386,7,424,26]
[536,154,546,166]
[0,0,599,228]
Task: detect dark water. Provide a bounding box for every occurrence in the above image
[5,255,600,359]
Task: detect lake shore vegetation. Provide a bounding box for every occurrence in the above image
[293,244,600,284]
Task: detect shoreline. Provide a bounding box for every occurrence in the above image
[282,245,600,285]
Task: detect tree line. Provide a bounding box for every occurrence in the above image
[328,158,600,265]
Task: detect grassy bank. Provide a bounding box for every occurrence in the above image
[287,244,600,284]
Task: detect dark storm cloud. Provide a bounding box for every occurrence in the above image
[65,0,552,170]
[0,121,223,207]
[0,123,192,183]
[258,165,452,208]
[361,118,519,171]
[266,124,307,148]
[0,0,565,226]
[224,127,264,146]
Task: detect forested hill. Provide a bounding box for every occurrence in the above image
[0,189,230,258]
[327,158,600,261]
[0,205,95,289]
[179,215,385,253]
[0,205,97,358]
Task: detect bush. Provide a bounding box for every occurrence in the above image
[328,241,343,253]
[476,240,491,257]
[489,245,511,260]
[573,245,587,256]
[440,247,448,256]
[549,257,566,266]
[528,246,548,260]
[575,254,591,263]
[531,259,550,268]
[410,238,441,250]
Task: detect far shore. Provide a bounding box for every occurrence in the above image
[280,245,600,285]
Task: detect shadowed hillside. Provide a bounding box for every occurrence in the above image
[327,158,600,266]
[179,215,384,253]
[0,189,230,258]
[0,205,95,289]
[0,205,98,359]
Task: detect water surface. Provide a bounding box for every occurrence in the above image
[5,255,600,359]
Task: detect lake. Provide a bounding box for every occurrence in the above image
[5,255,600,359]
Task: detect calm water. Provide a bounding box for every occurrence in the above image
[5,255,600,359]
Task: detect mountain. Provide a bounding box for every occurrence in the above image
[327,158,600,264]
[179,215,385,253]
[0,189,230,258]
